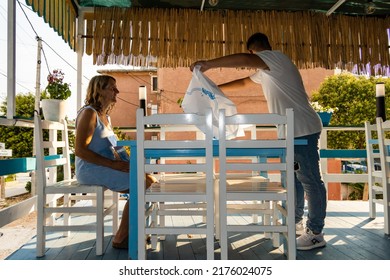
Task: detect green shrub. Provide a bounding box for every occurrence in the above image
[311,74,390,149]
[25,181,31,193]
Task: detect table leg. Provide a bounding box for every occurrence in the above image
[128,152,138,259]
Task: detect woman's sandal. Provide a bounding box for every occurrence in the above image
[146,235,151,244]
[112,235,151,249]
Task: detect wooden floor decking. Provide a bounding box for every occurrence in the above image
[5,200,390,260]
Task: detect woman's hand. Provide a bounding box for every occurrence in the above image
[110,160,129,173]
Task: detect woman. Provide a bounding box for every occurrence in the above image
[75,75,156,249]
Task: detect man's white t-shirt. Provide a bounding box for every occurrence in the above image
[250,50,322,138]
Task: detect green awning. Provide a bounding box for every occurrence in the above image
[25,0,78,51]
[79,0,131,8]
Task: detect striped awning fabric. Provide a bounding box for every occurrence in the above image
[26,0,77,51]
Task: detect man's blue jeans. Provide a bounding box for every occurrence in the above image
[295,172,305,224]
[294,132,327,233]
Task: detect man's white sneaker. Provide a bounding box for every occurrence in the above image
[296,228,326,250]
[296,221,304,236]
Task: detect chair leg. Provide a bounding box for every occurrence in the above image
[96,188,104,256]
[36,196,46,257]
[272,202,280,248]
[214,179,220,240]
[219,192,228,260]
[48,200,55,226]
[287,203,296,260]
[151,203,158,250]
[384,197,390,235]
[206,197,214,260]
[112,191,119,235]
[158,202,166,241]
[369,188,377,218]
[263,201,272,239]
[63,193,70,237]
[138,197,146,260]
[252,200,259,224]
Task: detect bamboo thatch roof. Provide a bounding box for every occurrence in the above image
[87,8,390,71]
[25,1,390,73]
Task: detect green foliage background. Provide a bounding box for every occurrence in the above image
[0,93,35,158]
[311,74,389,150]
[0,93,129,161]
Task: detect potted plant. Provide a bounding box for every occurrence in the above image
[310,101,338,126]
[41,69,71,122]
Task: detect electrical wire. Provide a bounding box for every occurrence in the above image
[0,70,34,92]
[16,1,51,75]
[13,0,184,108]
[16,1,39,38]
[126,72,182,105]
[17,0,90,81]
[11,1,146,111]
[116,96,139,108]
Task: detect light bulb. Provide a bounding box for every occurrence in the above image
[365,1,376,14]
[208,0,219,7]
[139,86,146,100]
[376,83,385,97]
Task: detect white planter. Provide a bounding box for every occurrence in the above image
[41,99,68,122]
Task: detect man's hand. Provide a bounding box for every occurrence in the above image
[190,60,210,72]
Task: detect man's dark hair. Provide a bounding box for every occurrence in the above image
[246,33,272,50]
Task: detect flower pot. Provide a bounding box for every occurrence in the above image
[318,112,333,126]
[41,99,67,122]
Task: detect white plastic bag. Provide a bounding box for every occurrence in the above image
[182,66,244,139]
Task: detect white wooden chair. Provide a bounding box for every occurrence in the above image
[218,108,296,260]
[374,117,390,234]
[34,113,119,257]
[213,124,270,240]
[136,108,215,259]
[365,120,384,221]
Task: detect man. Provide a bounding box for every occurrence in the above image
[190,32,327,250]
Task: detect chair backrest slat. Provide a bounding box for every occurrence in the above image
[42,141,66,149]
[136,108,214,187]
[34,114,72,190]
[144,140,207,149]
[225,139,287,149]
[219,108,294,180]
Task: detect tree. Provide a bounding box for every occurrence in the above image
[0,93,35,158]
[312,74,390,200]
[311,73,389,149]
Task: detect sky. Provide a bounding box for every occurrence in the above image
[0,1,124,119]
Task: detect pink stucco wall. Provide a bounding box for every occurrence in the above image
[107,67,333,127]
[103,67,344,200]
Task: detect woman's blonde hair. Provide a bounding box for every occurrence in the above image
[83,75,116,114]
